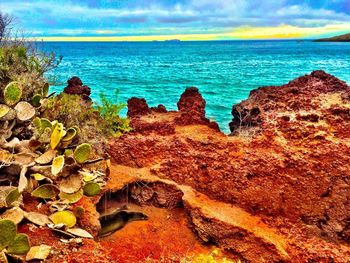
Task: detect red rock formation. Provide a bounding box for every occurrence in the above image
[175,87,220,130]
[127,98,151,117]
[108,71,350,261]
[63,76,91,99]
[229,70,348,133]
[127,87,219,135]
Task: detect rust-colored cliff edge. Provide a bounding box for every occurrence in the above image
[25,71,350,262]
[108,70,350,262]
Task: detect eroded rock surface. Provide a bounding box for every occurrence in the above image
[64,76,91,99]
[108,71,350,262]
[100,165,290,262]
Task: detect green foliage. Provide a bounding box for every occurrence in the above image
[44,90,131,142]
[46,93,95,128]
[7,233,30,255]
[0,219,30,255]
[31,184,59,199]
[0,220,16,250]
[95,89,131,137]
[0,45,56,101]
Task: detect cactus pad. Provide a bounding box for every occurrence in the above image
[49,211,77,228]
[35,149,56,165]
[31,184,59,199]
[41,118,52,130]
[3,81,22,106]
[50,123,65,149]
[32,173,46,181]
[0,219,17,250]
[0,104,10,118]
[26,245,51,261]
[24,212,50,227]
[1,207,25,225]
[51,155,64,175]
[74,143,92,164]
[31,94,42,107]
[7,233,30,255]
[58,174,82,194]
[5,188,20,207]
[59,189,83,204]
[62,127,77,142]
[14,101,36,121]
[83,182,101,196]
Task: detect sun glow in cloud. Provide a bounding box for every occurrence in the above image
[32,24,350,42]
[230,24,350,39]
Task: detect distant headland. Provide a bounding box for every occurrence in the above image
[164,39,181,42]
[314,32,350,42]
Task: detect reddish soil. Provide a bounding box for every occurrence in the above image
[98,203,214,262]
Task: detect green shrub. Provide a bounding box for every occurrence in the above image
[0,44,61,101]
[46,93,95,126]
[95,89,132,137]
[0,13,61,101]
[43,90,131,145]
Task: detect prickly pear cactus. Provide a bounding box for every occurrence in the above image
[62,127,77,142]
[74,143,92,164]
[50,123,65,149]
[0,104,10,118]
[31,94,42,107]
[3,81,22,106]
[0,77,108,252]
[0,219,30,255]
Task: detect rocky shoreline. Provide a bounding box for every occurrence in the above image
[2,70,350,262]
[107,70,350,262]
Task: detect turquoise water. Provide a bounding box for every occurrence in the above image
[41,41,350,133]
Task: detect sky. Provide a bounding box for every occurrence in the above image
[1,0,350,41]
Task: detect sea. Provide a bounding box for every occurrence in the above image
[39,40,350,133]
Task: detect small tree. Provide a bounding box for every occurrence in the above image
[0,12,13,43]
[0,12,61,97]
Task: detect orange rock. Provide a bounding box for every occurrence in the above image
[108,71,350,261]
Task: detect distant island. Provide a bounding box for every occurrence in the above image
[164,39,181,42]
[314,32,350,42]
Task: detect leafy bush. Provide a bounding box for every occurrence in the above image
[0,12,61,101]
[43,90,131,144]
[95,89,132,137]
[45,93,95,126]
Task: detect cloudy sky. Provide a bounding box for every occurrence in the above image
[1,0,349,40]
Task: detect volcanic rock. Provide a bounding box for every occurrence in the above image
[175,87,220,130]
[64,76,91,99]
[108,70,350,261]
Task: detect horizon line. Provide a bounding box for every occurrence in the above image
[32,38,315,42]
[26,24,350,42]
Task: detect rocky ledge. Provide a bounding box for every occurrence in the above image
[108,70,350,262]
